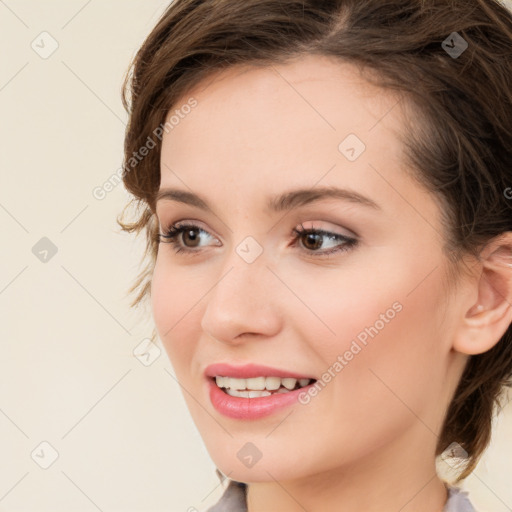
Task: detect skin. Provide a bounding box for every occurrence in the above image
[150,54,511,511]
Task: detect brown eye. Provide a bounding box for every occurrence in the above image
[181,227,201,247]
[301,232,323,251]
[158,222,219,255]
[292,225,358,257]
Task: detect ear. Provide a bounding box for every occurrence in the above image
[453,232,512,356]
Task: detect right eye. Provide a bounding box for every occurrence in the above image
[158,222,220,255]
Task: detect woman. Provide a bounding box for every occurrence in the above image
[118,1,512,510]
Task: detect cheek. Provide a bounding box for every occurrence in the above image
[252,254,449,472]
[151,258,200,374]
[289,246,448,416]
[151,259,174,332]
[280,243,445,358]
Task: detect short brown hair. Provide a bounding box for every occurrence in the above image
[118,0,512,481]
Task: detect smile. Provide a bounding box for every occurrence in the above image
[205,369,318,419]
[214,376,315,398]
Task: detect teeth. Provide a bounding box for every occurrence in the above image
[248,390,271,398]
[282,378,297,390]
[246,377,266,390]
[225,388,272,398]
[265,377,281,390]
[215,375,313,394]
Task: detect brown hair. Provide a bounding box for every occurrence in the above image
[118,0,512,481]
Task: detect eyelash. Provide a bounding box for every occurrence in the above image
[158,222,358,258]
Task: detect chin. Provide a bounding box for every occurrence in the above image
[204,440,319,483]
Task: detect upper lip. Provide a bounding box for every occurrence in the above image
[204,363,316,380]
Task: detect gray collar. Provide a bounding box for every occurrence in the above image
[206,480,477,512]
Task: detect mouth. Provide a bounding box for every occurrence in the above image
[204,363,318,419]
[211,375,317,398]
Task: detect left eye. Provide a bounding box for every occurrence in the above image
[158,222,358,258]
[291,224,357,255]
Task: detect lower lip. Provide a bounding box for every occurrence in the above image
[207,378,315,420]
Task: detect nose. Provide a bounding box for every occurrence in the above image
[200,253,283,346]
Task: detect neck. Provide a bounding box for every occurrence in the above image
[246,428,449,512]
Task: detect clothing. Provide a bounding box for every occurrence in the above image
[205,479,477,512]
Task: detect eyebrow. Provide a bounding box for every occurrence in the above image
[155,186,381,213]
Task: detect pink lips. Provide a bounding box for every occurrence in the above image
[204,362,315,380]
[205,363,316,420]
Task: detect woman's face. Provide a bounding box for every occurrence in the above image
[152,54,468,482]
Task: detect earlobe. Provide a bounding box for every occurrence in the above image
[453,233,512,356]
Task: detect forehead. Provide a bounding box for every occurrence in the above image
[157,54,435,225]
[162,54,405,155]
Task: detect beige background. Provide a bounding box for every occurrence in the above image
[1,1,511,511]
